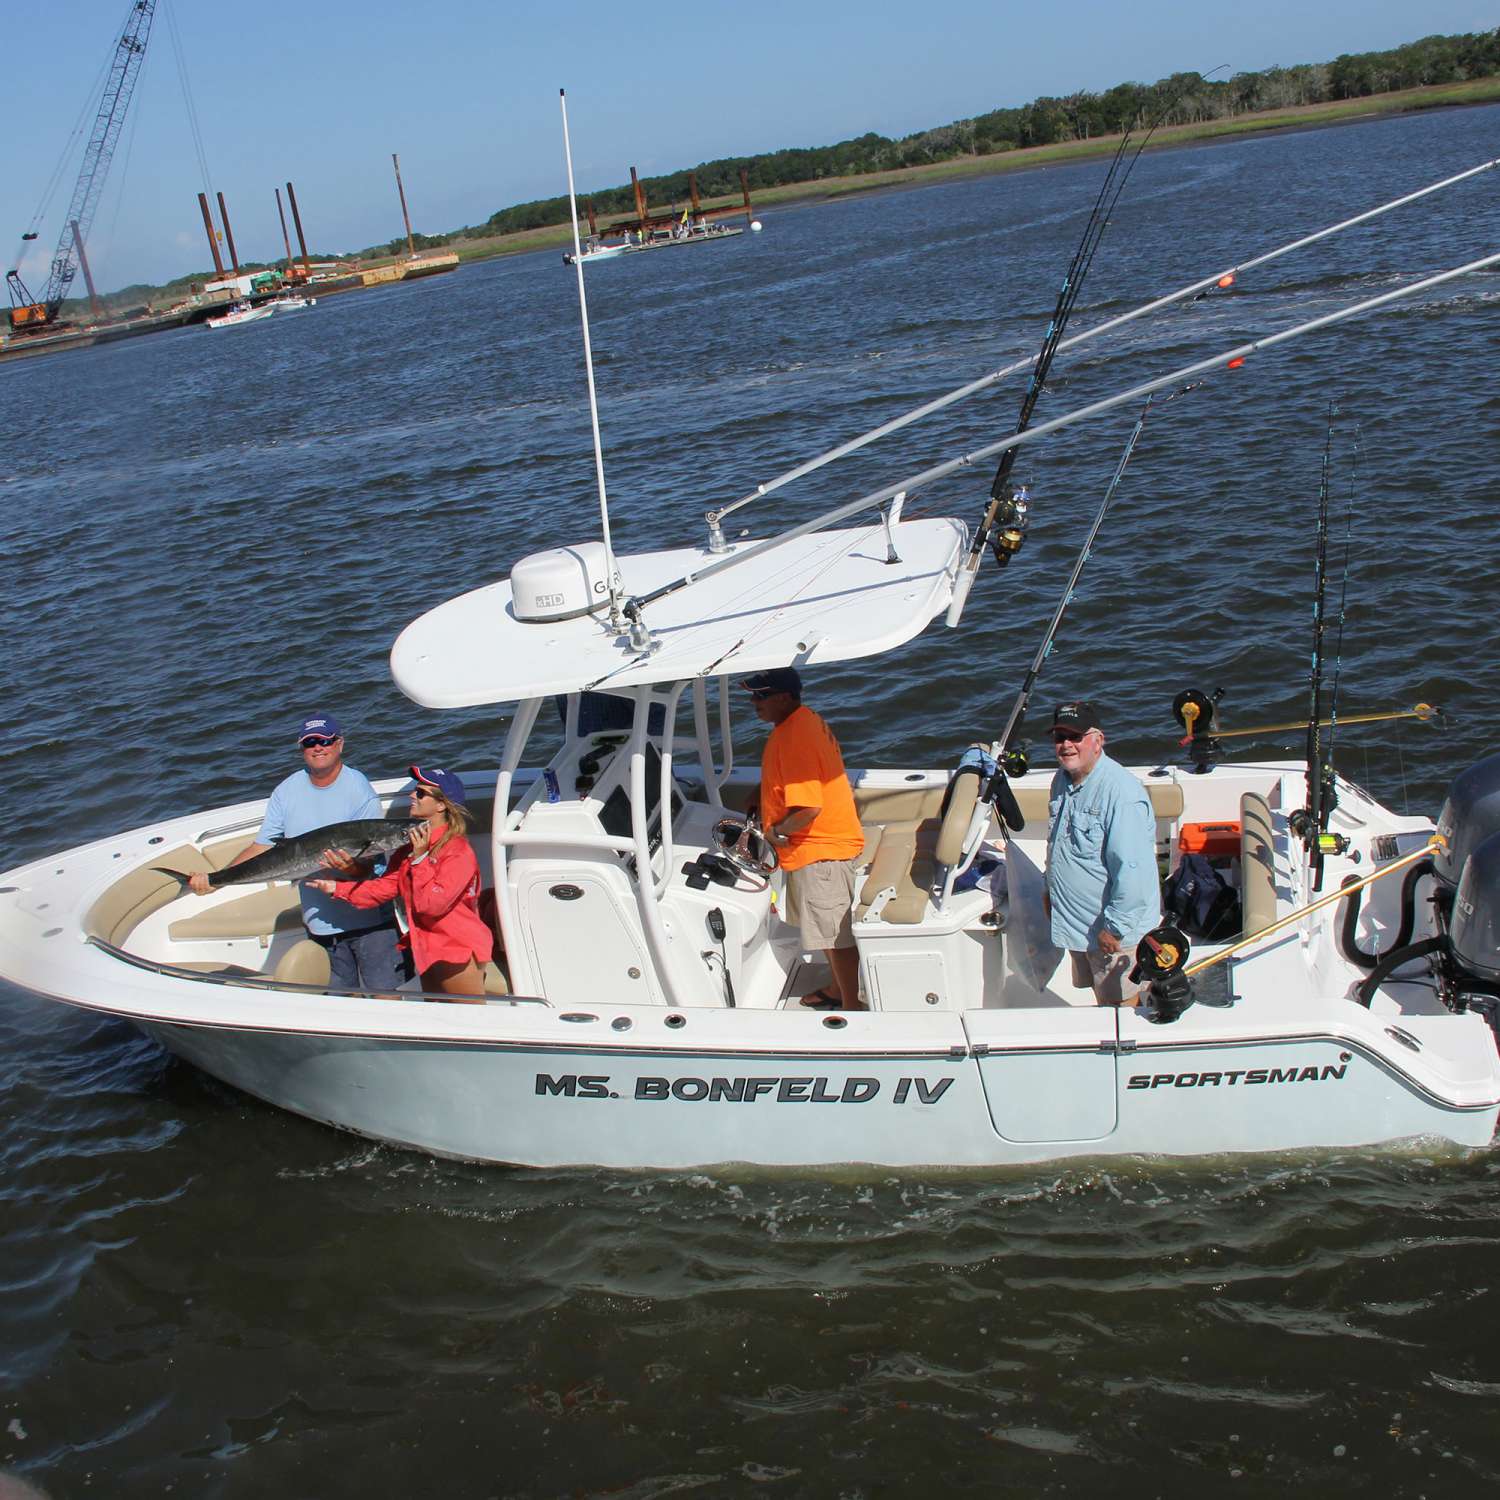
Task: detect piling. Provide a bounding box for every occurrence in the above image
[216,192,241,278]
[392,153,415,258]
[197,193,226,279]
[70,220,101,319]
[285,181,312,277]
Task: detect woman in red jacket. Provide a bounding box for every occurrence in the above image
[310,765,494,1001]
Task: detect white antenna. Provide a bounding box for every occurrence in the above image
[559,88,624,631]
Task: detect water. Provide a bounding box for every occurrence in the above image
[3,105,1499,1496]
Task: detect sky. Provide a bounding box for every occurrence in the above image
[3,0,1495,293]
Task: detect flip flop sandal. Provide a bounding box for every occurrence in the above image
[798,989,842,1010]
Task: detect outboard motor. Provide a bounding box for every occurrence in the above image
[1341,751,1500,970]
[1434,751,1500,893]
[1357,824,1500,1020]
[1449,830,1500,987]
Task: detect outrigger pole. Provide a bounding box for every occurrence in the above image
[623,248,1500,625]
[987,384,1198,779]
[702,156,1500,547]
[559,88,626,633]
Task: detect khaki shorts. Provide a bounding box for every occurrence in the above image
[785,857,859,951]
[1069,948,1144,1006]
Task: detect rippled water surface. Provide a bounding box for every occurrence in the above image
[3,106,1500,1497]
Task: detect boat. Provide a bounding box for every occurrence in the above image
[3,152,1500,1171]
[265,293,315,313]
[563,236,627,265]
[204,299,277,328]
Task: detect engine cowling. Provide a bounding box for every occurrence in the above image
[1449,830,1500,984]
[1433,751,1500,890]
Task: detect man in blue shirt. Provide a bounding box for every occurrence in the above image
[1044,700,1160,1005]
[189,712,402,991]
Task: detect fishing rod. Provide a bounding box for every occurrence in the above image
[620,247,1500,628]
[945,110,1161,629]
[701,155,1500,549]
[1300,402,1338,891]
[1322,421,1361,791]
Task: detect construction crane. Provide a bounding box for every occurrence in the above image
[6,0,157,334]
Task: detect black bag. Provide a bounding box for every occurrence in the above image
[1163,853,1241,942]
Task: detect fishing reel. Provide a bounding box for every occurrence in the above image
[1289,766,1342,854]
[1172,686,1223,773]
[1130,923,1195,1025]
[987,486,1031,569]
[1001,745,1029,779]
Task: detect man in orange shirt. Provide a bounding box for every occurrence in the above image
[743,668,867,1011]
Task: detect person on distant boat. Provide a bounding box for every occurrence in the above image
[187,711,402,992]
[1043,700,1160,1006]
[310,766,494,1003]
[743,669,867,1011]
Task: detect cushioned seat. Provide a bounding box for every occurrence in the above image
[273,939,331,988]
[85,846,212,947]
[1240,791,1277,934]
[168,884,303,941]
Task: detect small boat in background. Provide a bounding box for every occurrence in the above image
[564,236,627,265]
[204,300,276,329]
[266,293,315,313]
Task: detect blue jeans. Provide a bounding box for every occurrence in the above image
[321,922,403,992]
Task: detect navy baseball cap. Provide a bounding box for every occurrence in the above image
[741,667,803,699]
[297,712,343,743]
[410,764,468,809]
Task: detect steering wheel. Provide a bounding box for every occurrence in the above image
[711,816,779,886]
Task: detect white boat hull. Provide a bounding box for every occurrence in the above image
[125,1001,1497,1168]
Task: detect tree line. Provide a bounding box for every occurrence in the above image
[450,28,1498,243]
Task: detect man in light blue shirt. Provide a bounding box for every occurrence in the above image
[1044,699,1161,1005]
[189,711,402,991]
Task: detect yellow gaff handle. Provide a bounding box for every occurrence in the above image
[1212,703,1437,741]
[1182,833,1445,980]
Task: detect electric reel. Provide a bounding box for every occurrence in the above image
[1172,686,1223,773]
[1131,923,1195,1025]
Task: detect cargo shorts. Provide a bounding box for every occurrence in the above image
[785,856,860,951]
[1069,947,1144,1006]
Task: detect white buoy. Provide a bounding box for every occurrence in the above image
[750,220,763,232]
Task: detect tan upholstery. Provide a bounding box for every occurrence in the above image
[168,884,303,941]
[855,819,939,924]
[482,960,511,996]
[84,845,211,947]
[273,939,331,988]
[202,834,257,871]
[1008,780,1185,825]
[934,773,981,868]
[1240,792,1277,934]
[852,785,946,824]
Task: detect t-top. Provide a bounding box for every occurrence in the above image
[255,765,389,937]
[1045,751,1161,951]
[759,705,865,873]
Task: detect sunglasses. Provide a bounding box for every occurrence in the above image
[747,688,781,701]
[300,736,340,749]
[409,785,439,800]
[1052,729,1088,745]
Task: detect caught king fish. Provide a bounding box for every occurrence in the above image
[157,818,415,889]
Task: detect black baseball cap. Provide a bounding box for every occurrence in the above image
[1051,700,1102,734]
[741,667,803,700]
